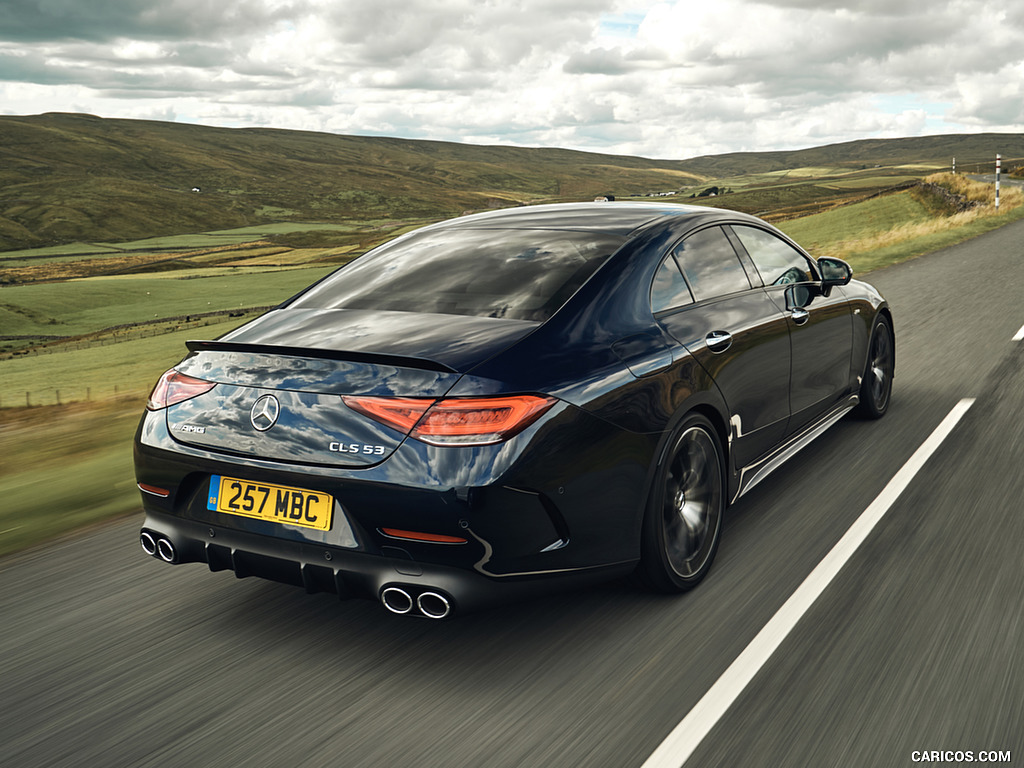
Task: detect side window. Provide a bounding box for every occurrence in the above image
[651,255,694,312]
[674,226,752,302]
[732,226,817,286]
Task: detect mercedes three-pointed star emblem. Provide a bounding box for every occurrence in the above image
[249,394,280,432]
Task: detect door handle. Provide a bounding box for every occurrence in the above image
[790,307,809,326]
[706,330,732,353]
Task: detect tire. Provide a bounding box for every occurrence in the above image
[854,314,894,419]
[639,414,725,593]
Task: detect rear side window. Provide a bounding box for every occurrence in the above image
[291,228,624,322]
[732,226,817,286]
[673,226,751,301]
[651,255,694,313]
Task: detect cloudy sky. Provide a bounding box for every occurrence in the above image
[1,0,1022,159]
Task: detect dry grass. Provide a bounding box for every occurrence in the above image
[930,171,1024,207]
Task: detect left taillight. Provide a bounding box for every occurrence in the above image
[343,394,557,446]
[146,369,217,411]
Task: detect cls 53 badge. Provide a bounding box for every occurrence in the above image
[328,442,386,455]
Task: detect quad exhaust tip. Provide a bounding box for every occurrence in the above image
[156,538,176,563]
[140,531,177,563]
[417,591,451,620]
[381,586,453,619]
[381,587,414,615]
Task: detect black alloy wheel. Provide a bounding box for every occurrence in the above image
[640,414,724,592]
[855,315,894,419]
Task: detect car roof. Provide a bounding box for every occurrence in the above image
[429,201,732,236]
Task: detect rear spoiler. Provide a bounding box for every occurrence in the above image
[184,340,457,374]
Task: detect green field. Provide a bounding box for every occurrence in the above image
[0,242,121,265]
[0,264,334,343]
[823,175,920,189]
[0,316,265,406]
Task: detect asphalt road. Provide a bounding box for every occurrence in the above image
[3,220,1023,768]
[970,173,1024,188]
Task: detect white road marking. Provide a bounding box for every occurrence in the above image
[1013,324,1024,341]
[641,398,977,768]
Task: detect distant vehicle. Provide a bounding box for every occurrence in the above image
[135,202,893,618]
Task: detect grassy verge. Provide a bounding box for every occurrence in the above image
[0,316,279,558]
[0,398,144,558]
[841,201,1024,274]
[779,173,1024,274]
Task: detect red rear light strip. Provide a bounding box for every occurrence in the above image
[138,483,170,498]
[380,528,468,544]
[342,397,432,432]
[343,394,556,445]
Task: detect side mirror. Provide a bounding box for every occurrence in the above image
[818,257,853,292]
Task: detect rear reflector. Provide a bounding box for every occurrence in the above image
[138,483,170,498]
[380,528,468,544]
[344,394,556,445]
[147,369,217,410]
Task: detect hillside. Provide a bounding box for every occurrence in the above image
[677,133,1024,178]
[2,112,1023,251]
[0,113,702,250]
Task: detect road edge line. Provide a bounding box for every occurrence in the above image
[640,398,977,768]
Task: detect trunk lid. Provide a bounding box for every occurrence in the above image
[162,308,537,467]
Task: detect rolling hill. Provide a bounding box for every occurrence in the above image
[0,113,703,250]
[1,112,1023,251]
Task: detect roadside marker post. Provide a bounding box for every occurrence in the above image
[995,154,1001,211]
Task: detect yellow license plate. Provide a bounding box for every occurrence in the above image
[208,475,333,531]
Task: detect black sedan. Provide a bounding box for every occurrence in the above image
[135,202,893,618]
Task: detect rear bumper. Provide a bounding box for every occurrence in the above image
[134,393,651,616]
[140,510,633,618]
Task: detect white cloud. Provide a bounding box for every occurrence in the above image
[1,0,1022,157]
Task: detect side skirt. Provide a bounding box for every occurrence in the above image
[733,396,858,503]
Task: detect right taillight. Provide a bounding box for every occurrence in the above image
[343,394,556,446]
[146,369,216,410]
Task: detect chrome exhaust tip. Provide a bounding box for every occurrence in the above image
[140,531,157,556]
[381,586,413,615]
[156,537,177,563]
[417,591,452,620]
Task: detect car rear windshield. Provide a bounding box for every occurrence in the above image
[288,227,625,322]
